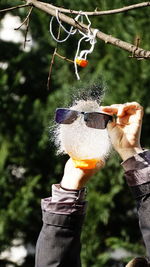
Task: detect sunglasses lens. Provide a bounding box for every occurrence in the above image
[55,109,78,124]
[85,112,112,129]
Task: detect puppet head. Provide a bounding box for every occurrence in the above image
[54,99,112,169]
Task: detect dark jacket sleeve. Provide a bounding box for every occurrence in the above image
[35,211,85,267]
[35,185,87,267]
[122,151,150,259]
[137,192,150,259]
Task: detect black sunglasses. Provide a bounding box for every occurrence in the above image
[55,108,113,129]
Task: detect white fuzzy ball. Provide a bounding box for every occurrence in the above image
[54,100,112,161]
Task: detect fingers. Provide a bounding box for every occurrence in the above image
[101,106,118,116]
[101,102,143,118]
[114,102,143,118]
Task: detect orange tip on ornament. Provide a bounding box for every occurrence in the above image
[75,58,88,68]
[72,158,101,169]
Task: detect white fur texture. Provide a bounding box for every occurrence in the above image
[54,100,112,161]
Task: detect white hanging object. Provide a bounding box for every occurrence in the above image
[49,10,99,80]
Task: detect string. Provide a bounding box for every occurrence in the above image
[79,29,99,59]
[49,10,81,43]
[50,15,75,43]
[74,14,99,80]
[49,10,98,80]
[74,35,88,80]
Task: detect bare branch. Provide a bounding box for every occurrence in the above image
[23,14,30,48]
[47,26,61,90]
[0,4,31,13]
[15,6,33,30]
[29,0,150,58]
[39,1,150,16]
[2,0,150,59]
[55,52,74,63]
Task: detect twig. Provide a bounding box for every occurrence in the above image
[55,52,74,63]
[0,4,31,13]
[74,19,86,32]
[15,6,33,30]
[47,26,61,90]
[23,6,33,48]
[135,36,141,48]
[24,18,30,48]
[39,1,150,16]
[132,36,141,57]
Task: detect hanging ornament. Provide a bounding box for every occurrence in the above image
[75,58,88,67]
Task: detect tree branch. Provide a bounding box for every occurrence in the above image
[23,7,33,48]
[55,52,74,63]
[39,1,150,16]
[47,26,61,90]
[0,4,31,13]
[1,0,150,59]
[14,6,33,30]
[28,0,150,58]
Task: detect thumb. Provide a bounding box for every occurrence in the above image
[107,121,120,145]
[107,121,116,132]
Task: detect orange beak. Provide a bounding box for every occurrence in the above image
[75,58,88,68]
[72,158,100,169]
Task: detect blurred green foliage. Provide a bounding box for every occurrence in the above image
[0,0,150,266]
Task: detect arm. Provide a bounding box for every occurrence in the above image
[102,102,150,259]
[122,150,150,260]
[35,159,102,267]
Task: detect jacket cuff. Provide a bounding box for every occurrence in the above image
[41,198,87,215]
[122,150,150,172]
[51,184,86,203]
[122,150,150,186]
[42,210,85,230]
[121,150,150,199]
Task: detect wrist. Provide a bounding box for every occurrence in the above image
[61,158,102,190]
[117,147,143,161]
[61,173,86,190]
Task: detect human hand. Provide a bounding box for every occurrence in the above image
[61,158,104,190]
[125,257,149,267]
[101,102,144,161]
